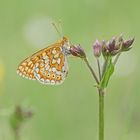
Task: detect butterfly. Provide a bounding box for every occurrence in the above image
[17,36,71,85]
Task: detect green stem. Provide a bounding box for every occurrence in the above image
[97,58,102,81]
[113,52,121,65]
[102,57,109,77]
[99,89,104,140]
[84,57,99,84]
[83,57,104,140]
[15,129,20,140]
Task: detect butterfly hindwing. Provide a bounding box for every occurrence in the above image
[34,54,68,85]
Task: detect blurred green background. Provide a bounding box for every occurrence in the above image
[0,0,139,140]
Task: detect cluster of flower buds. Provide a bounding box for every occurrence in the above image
[69,35,134,59]
[93,35,134,58]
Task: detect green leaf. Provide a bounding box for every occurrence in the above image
[100,59,114,89]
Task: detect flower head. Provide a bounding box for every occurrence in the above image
[70,44,86,58]
[122,38,134,51]
[102,37,121,56]
[107,37,116,52]
[93,40,102,57]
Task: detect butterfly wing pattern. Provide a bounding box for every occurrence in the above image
[17,37,70,85]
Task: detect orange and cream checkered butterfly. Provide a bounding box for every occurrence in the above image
[17,37,71,85]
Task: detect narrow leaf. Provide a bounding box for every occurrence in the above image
[100,59,114,88]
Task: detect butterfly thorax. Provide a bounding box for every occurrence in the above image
[61,36,71,56]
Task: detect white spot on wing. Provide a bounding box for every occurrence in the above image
[43,55,48,59]
[45,64,50,70]
[19,73,22,76]
[48,68,52,72]
[45,59,49,64]
[36,74,40,79]
[40,78,45,82]
[57,58,61,64]
[52,49,56,54]
[62,66,65,71]
[34,67,39,73]
[52,59,56,64]
[61,73,66,79]
[52,67,56,72]
[50,80,55,85]
[45,79,50,83]
[56,70,61,75]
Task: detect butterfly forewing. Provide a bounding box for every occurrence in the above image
[17,38,69,85]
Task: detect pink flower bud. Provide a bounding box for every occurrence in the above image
[93,40,102,57]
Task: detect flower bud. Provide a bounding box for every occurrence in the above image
[102,40,109,57]
[122,38,134,51]
[107,37,116,53]
[93,40,102,57]
[102,37,121,56]
[70,45,86,58]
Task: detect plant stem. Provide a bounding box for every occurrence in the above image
[14,129,20,140]
[97,58,102,81]
[98,89,104,140]
[113,52,121,65]
[84,57,99,84]
[102,57,109,77]
[83,57,104,140]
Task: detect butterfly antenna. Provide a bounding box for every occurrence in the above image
[52,22,62,38]
[58,20,63,36]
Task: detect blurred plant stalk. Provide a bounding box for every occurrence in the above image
[70,34,134,140]
[10,105,33,140]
